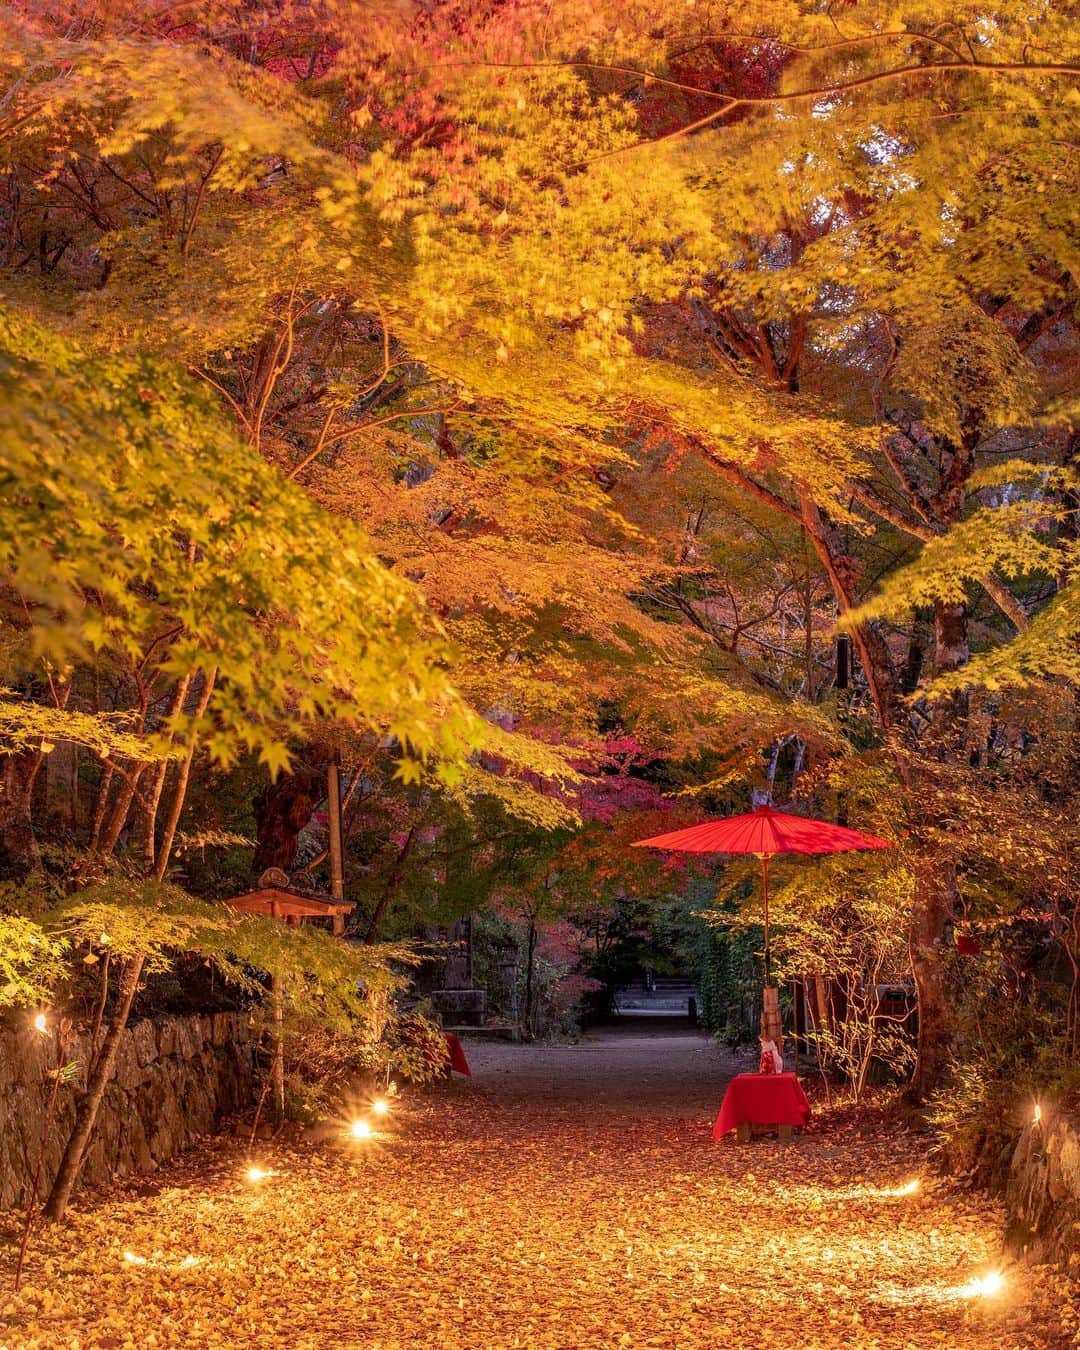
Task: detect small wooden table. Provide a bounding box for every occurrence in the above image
[712,1073,811,1142]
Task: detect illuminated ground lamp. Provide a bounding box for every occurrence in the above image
[959,1270,1006,1299]
[371,1097,390,1118]
[350,1118,373,1141]
[245,1165,272,1183]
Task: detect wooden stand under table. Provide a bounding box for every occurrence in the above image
[735,1119,795,1143]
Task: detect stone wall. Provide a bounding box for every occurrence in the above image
[0,1013,258,1211]
[1004,1100,1080,1274]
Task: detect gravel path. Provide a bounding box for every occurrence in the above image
[1,1022,1075,1348]
[462,1021,741,1117]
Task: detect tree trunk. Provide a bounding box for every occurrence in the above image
[364,825,416,944]
[524,919,537,1036]
[0,747,43,877]
[900,608,932,694]
[904,600,970,1101]
[155,669,216,881]
[907,857,954,1101]
[252,757,326,874]
[44,740,79,831]
[43,954,145,1222]
[140,673,193,872]
[88,762,115,852]
[97,761,148,856]
[932,601,969,677]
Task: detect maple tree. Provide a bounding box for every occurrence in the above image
[0,0,1077,1236]
[318,0,1078,1096]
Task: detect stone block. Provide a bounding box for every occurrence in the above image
[431,988,486,1027]
[1005,1103,1080,1270]
[132,1017,158,1067]
[112,1034,145,1092]
[156,1017,180,1059]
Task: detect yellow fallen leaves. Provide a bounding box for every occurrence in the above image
[0,1037,1075,1349]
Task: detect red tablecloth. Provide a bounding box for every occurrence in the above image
[712,1073,810,1140]
[444,1031,471,1077]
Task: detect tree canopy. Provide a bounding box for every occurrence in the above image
[0,0,1077,1172]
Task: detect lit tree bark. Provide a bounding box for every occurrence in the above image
[140,673,193,872]
[96,760,148,856]
[43,954,144,1222]
[0,747,43,876]
[364,824,417,944]
[87,762,114,852]
[251,753,326,875]
[155,670,216,881]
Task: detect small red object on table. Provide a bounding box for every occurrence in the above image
[443,1031,472,1077]
[712,1073,810,1141]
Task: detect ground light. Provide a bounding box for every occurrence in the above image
[371,1097,390,1117]
[245,1165,272,1183]
[959,1270,1006,1299]
[350,1118,373,1140]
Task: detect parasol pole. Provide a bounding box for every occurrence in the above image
[760,853,783,1051]
[760,853,771,987]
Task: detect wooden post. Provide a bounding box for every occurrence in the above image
[762,985,783,1044]
[269,898,285,1119]
[327,758,345,937]
[760,853,784,1052]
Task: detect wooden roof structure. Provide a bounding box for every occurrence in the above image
[224,887,354,926]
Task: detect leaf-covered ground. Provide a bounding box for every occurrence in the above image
[2,1025,1076,1348]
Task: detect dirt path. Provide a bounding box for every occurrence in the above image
[1,1024,1075,1348]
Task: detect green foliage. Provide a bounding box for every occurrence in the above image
[844,501,1067,623]
[0,913,68,1010]
[704,847,915,1093]
[925,926,1071,1174]
[0,308,479,777]
[54,879,237,973]
[0,697,164,762]
[0,1,1076,1136]
[280,1010,446,1122]
[58,877,408,1022]
[380,1010,455,1084]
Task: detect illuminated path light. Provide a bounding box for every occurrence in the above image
[959,1270,1007,1300]
[7,1034,1071,1345]
[371,1097,390,1117]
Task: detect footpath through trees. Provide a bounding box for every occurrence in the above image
[2,1028,1074,1348]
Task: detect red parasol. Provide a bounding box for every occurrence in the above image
[633,806,892,1035]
